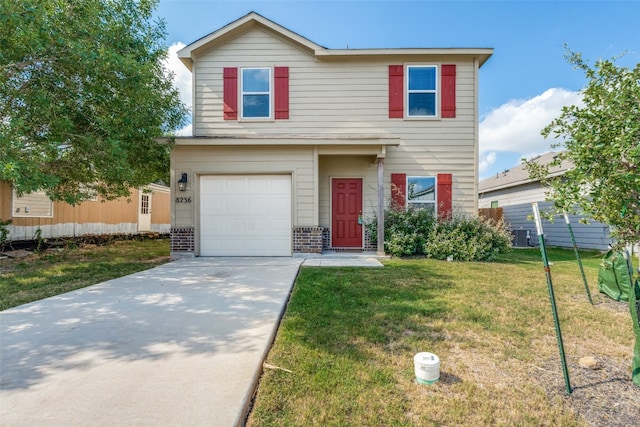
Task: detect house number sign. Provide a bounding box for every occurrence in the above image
[175,197,192,204]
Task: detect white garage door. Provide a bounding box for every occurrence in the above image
[200,175,292,256]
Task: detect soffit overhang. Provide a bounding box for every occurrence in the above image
[171,135,400,158]
[172,134,400,146]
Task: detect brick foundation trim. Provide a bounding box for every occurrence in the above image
[170,227,195,253]
[293,226,323,253]
[322,227,377,252]
[322,228,331,250]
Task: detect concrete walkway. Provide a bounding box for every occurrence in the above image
[0,254,383,426]
[300,251,386,267]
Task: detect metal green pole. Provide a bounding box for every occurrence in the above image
[563,213,594,305]
[533,203,572,394]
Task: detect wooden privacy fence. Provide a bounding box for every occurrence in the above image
[478,207,503,222]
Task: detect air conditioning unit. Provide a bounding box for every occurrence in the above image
[512,229,530,247]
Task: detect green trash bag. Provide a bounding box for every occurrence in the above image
[598,250,633,302]
[631,278,640,387]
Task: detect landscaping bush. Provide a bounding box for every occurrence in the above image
[367,208,437,256]
[424,215,512,261]
[367,209,512,260]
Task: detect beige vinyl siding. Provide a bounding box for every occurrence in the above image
[171,145,316,229]
[170,14,494,256]
[193,28,478,129]
[190,27,480,215]
[195,62,477,133]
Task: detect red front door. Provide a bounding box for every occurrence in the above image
[332,178,363,248]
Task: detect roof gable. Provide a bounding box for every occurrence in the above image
[178,11,493,71]
[177,12,325,70]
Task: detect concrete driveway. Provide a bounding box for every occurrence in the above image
[0,257,303,427]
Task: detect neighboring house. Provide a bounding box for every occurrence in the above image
[478,151,611,250]
[0,182,171,242]
[170,12,493,257]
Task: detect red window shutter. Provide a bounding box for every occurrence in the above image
[274,66,289,119]
[437,173,453,219]
[223,67,238,120]
[441,64,456,118]
[391,173,406,210]
[388,65,404,118]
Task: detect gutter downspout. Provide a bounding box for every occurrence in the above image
[473,56,480,214]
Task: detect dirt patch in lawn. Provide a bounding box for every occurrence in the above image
[534,295,640,427]
[533,355,639,427]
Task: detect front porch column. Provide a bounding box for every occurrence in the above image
[377,158,385,255]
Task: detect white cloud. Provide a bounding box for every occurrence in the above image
[478,151,497,175]
[480,88,582,154]
[163,42,192,110]
[478,88,583,177]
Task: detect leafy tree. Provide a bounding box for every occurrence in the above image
[525,50,640,247]
[0,0,188,204]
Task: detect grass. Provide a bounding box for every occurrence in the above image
[0,238,170,310]
[1,241,636,424]
[247,248,637,426]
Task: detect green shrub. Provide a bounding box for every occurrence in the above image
[367,209,512,261]
[424,215,512,261]
[367,208,437,257]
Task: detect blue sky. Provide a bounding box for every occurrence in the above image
[158,0,640,180]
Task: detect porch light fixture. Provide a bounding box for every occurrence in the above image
[177,172,188,192]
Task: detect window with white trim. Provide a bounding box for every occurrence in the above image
[241,68,271,119]
[407,65,437,117]
[407,176,436,212]
[140,193,150,215]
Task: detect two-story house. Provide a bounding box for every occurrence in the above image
[170,12,492,257]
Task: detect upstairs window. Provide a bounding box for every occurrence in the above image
[241,68,271,119]
[407,66,437,117]
[224,67,288,120]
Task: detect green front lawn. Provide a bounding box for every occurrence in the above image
[247,248,636,426]
[2,240,636,425]
[0,238,170,310]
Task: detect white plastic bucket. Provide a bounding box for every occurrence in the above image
[414,352,440,384]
